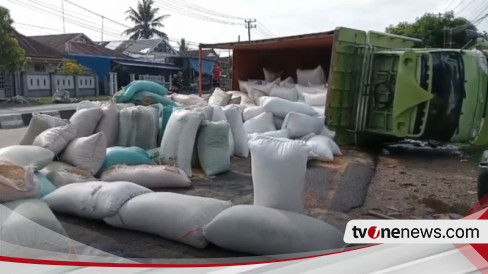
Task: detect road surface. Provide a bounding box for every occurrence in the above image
[0,128,26,148]
[0,103,77,116]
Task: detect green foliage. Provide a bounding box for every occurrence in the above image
[55,59,88,75]
[178,38,190,52]
[386,11,476,48]
[124,0,170,40]
[0,6,26,72]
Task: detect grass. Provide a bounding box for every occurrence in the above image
[28,96,113,105]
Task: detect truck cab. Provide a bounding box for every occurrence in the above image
[328,29,488,146]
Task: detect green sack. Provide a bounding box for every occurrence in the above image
[160,105,174,141]
[35,173,57,198]
[132,91,176,107]
[115,81,169,103]
[99,146,155,174]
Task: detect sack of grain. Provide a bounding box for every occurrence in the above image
[160,109,204,177]
[117,106,159,149]
[95,100,120,147]
[269,85,298,101]
[171,94,207,107]
[35,173,57,198]
[19,113,69,145]
[197,121,230,176]
[263,68,282,83]
[104,192,232,248]
[296,65,326,86]
[99,146,154,175]
[0,161,40,202]
[224,105,249,158]
[212,106,234,157]
[247,129,290,140]
[249,136,309,213]
[115,80,169,103]
[281,112,325,138]
[0,145,54,171]
[42,181,152,220]
[60,132,107,175]
[203,205,345,255]
[132,91,176,107]
[208,88,232,106]
[40,161,95,187]
[243,112,276,134]
[70,108,104,137]
[32,124,77,154]
[243,106,265,121]
[101,164,191,189]
[261,97,318,118]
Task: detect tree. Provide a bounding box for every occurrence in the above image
[178,38,190,52]
[0,6,26,73]
[55,59,88,75]
[386,12,476,48]
[123,0,170,40]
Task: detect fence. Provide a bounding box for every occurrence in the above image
[20,73,98,98]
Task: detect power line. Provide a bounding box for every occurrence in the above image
[456,0,476,15]
[156,0,244,26]
[171,0,246,21]
[259,23,276,37]
[442,0,457,12]
[13,22,62,32]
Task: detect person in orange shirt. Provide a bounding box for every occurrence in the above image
[212,62,222,88]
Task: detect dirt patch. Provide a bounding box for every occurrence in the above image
[349,150,478,220]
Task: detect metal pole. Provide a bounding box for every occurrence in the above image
[61,0,66,33]
[198,46,203,97]
[101,16,104,42]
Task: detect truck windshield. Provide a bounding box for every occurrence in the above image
[422,51,466,141]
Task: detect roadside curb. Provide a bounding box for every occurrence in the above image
[0,109,77,129]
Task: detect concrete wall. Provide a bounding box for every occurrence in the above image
[21,73,98,98]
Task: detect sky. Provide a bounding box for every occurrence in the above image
[3,0,488,51]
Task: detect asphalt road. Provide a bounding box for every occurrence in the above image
[0,128,26,148]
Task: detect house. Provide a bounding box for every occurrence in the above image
[0,31,65,99]
[101,39,179,64]
[173,49,220,90]
[31,34,181,94]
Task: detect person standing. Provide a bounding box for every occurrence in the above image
[212,62,222,87]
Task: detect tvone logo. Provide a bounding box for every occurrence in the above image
[368,226,380,239]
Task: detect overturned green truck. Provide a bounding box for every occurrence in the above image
[199,27,488,146]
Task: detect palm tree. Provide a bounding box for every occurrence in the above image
[178,38,190,52]
[123,0,170,40]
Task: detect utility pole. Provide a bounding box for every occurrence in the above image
[238,35,240,42]
[61,0,66,33]
[244,19,256,41]
[101,16,104,42]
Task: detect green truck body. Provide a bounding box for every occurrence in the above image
[328,27,488,147]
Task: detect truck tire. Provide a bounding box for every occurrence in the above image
[477,150,488,203]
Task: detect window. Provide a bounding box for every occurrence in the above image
[43,79,46,86]
[34,64,46,72]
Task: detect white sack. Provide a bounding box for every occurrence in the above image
[42,181,152,220]
[208,88,232,106]
[224,105,249,158]
[96,101,119,147]
[0,162,40,202]
[249,89,268,105]
[243,106,265,121]
[160,109,204,177]
[203,205,345,255]
[261,97,318,118]
[306,135,334,162]
[116,103,135,110]
[238,79,260,93]
[320,126,336,139]
[171,94,207,107]
[101,164,191,189]
[312,106,326,117]
[212,106,234,157]
[269,85,298,101]
[273,115,284,129]
[103,192,232,248]
[193,106,213,120]
[297,65,326,86]
[77,100,102,111]
[0,146,54,170]
[60,132,107,175]
[302,133,341,156]
[117,106,159,149]
[197,121,231,176]
[281,112,325,138]
[302,92,327,106]
[248,136,309,213]
[40,162,96,188]
[32,124,77,154]
[247,129,290,140]
[243,112,276,134]
[263,68,282,82]
[70,108,104,137]
[19,113,68,145]
[280,76,295,88]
